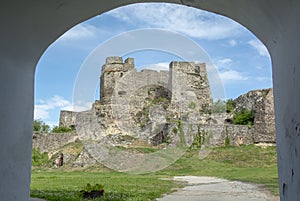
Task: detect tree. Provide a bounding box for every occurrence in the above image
[33,119,50,133]
[226,99,235,113]
[233,109,254,126]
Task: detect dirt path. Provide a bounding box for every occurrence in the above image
[156,176,279,201]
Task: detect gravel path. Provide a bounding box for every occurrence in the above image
[156,176,279,201]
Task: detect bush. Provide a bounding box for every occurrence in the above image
[233,109,254,126]
[32,148,48,166]
[52,126,73,133]
[33,119,50,133]
[80,183,104,199]
[226,99,235,113]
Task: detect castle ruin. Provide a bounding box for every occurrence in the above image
[59,56,276,147]
[60,56,212,144]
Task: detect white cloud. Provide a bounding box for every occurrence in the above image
[217,58,233,65]
[255,76,271,82]
[215,58,233,71]
[219,70,248,83]
[59,24,97,41]
[34,96,72,120]
[140,62,170,71]
[228,39,237,46]
[107,3,243,40]
[248,39,269,57]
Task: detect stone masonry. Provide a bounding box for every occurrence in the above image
[58,56,276,146]
[60,56,212,143]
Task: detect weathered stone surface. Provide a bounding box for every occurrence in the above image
[253,89,275,143]
[32,132,78,153]
[59,110,77,128]
[169,61,211,110]
[233,88,275,143]
[52,57,276,167]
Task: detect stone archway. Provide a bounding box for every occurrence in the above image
[0,1,299,200]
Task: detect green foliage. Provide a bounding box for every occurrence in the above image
[191,127,208,149]
[225,126,231,146]
[210,99,226,113]
[52,126,73,133]
[33,119,50,133]
[32,148,48,166]
[172,127,178,134]
[188,101,196,109]
[81,183,104,193]
[233,109,255,126]
[226,99,235,113]
[225,135,231,146]
[177,120,186,145]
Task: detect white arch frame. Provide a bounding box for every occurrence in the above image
[0,1,299,200]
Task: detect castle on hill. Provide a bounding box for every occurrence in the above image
[58,56,275,146]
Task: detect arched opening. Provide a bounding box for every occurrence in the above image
[31,2,276,200]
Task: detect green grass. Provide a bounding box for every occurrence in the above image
[31,145,279,200]
[31,171,182,201]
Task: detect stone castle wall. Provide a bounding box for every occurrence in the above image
[32,132,78,153]
[58,57,276,146]
[234,88,275,143]
[169,61,211,108]
[253,89,275,142]
[59,110,77,128]
[100,57,135,101]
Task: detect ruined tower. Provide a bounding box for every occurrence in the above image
[168,61,212,110]
[100,56,135,102]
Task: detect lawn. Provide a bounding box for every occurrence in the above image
[31,145,279,200]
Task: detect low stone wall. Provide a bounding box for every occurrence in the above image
[200,124,253,146]
[32,124,255,155]
[32,132,78,153]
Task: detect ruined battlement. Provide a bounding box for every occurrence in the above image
[100,57,211,105]
[101,56,135,73]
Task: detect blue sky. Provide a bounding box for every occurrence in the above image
[34,3,272,126]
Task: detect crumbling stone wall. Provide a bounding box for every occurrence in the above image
[234,88,276,143]
[58,57,276,146]
[169,61,211,109]
[32,132,78,153]
[100,57,135,102]
[253,89,275,142]
[59,110,77,128]
[196,124,253,146]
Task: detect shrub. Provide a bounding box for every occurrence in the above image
[233,109,254,126]
[52,126,73,133]
[80,183,104,199]
[225,125,231,146]
[226,99,235,113]
[32,148,48,166]
[191,128,208,149]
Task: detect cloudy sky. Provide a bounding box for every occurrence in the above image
[35,3,272,126]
